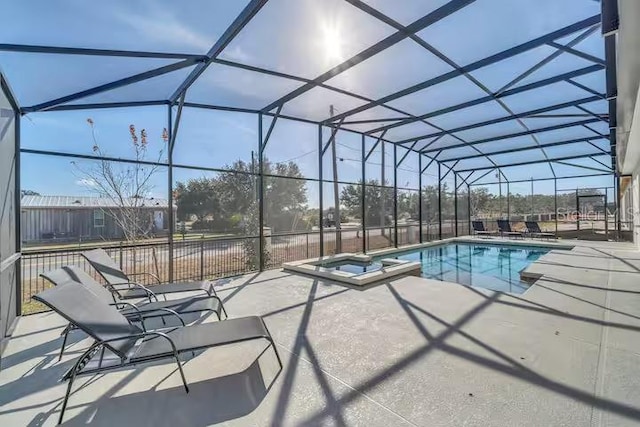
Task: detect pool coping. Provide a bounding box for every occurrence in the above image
[282,253,421,286]
[366,236,575,259]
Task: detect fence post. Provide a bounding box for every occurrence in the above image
[151,246,160,282]
[306,233,309,258]
[200,237,204,280]
[119,241,123,270]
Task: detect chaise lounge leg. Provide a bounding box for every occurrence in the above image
[269,337,282,369]
[58,324,71,361]
[175,356,189,393]
[57,343,103,424]
[262,322,282,369]
[205,282,229,319]
[219,300,228,319]
[58,373,75,425]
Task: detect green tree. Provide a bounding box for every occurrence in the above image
[421,184,440,222]
[174,157,308,268]
[340,180,393,226]
[264,161,308,232]
[174,177,218,221]
[397,190,419,221]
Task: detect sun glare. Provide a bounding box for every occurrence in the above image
[321,22,345,62]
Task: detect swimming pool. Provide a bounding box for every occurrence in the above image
[376,243,552,294]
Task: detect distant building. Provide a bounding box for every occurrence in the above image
[20,195,175,244]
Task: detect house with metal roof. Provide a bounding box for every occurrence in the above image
[20,195,174,244]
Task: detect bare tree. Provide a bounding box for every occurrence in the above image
[72,118,167,242]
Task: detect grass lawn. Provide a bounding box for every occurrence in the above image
[23,232,237,252]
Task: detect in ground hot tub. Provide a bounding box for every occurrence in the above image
[283,253,421,286]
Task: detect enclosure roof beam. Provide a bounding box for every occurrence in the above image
[366,64,602,134]
[589,155,612,169]
[169,0,268,103]
[24,100,168,113]
[417,135,444,153]
[364,130,387,161]
[0,43,207,60]
[495,26,599,95]
[22,59,200,113]
[586,140,609,154]
[212,58,443,127]
[169,91,186,155]
[325,15,601,123]
[179,101,412,148]
[396,140,419,166]
[582,123,607,137]
[421,151,442,173]
[524,113,605,118]
[441,161,460,180]
[566,79,607,99]
[20,148,168,167]
[474,172,613,186]
[576,105,608,122]
[260,104,283,153]
[421,118,601,154]
[553,160,612,173]
[457,171,475,189]
[212,58,393,106]
[321,118,346,156]
[547,41,605,65]
[261,0,476,112]
[397,96,602,145]
[342,0,510,178]
[438,135,607,162]
[469,169,496,185]
[342,118,404,125]
[456,152,605,172]
[0,73,19,111]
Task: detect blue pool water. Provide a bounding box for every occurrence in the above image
[322,260,383,274]
[378,243,551,294]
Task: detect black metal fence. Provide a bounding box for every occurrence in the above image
[21,236,260,314]
[20,220,481,313]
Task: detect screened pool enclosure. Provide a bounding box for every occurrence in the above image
[0,0,618,315]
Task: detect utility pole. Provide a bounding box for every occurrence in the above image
[330,105,342,253]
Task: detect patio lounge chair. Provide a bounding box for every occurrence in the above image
[41,266,226,360]
[472,220,495,237]
[525,221,556,240]
[33,282,281,425]
[82,248,227,304]
[496,219,524,239]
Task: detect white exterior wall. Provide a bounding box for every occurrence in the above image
[617,1,640,247]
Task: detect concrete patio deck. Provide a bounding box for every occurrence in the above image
[2,238,640,426]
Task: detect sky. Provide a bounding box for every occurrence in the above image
[1,0,615,206]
